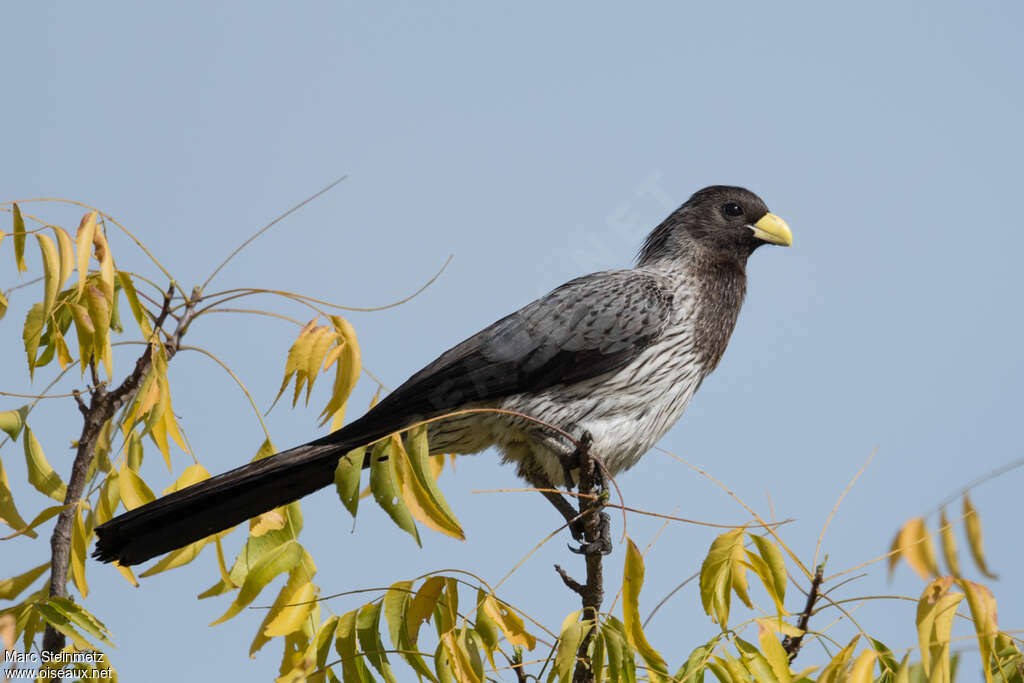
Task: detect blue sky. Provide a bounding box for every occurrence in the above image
[2,2,1022,680]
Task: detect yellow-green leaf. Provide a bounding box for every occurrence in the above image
[939,507,961,577]
[622,538,668,680]
[553,612,588,683]
[916,577,963,681]
[964,494,997,579]
[320,316,362,429]
[23,302,47,377]
[118,462,155,510]
[0,503,64,541]
[262,570,317,640]
[0,562,48,600]
[75,212,97,300]
[12,203,27,272]
[392,433,464,540]
[23,427,67,502]
[161,463,210,495]
[756,622,793,683]
[383,580,437,682]
[116,271,154,338]
[94,473,120,526]
[36,233,60,321]
[408,576,446,647]
[482,595,536,651]
[70,503,90,598]
[335,608,373,682]
[84,284,112,380]
[958,579,998,681]
[53,226,75,291]
[0,289,7,321]
[819,636,859,683]
[52,326,73,370]
[735,637,777,683]
[440,630,481,683]
[0,406,29,441]
[699,528,749,629]
[212,539,303,625]
[848,649,877,683]
[139,538,210,577]
[890,517,939,580]
[68,302,94,377]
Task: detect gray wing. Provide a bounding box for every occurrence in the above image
[337,270,673,440]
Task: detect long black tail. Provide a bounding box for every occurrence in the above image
[92,439,354,566]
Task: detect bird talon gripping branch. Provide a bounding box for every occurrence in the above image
[93,186,791,567]
[568,512,613,556]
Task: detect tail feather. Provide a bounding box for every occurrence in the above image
[93,441,345,566]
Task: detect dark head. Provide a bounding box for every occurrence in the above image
[637,186,792,267]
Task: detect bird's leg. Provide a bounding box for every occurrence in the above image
[567,432,612,556]
[527,470,586,541]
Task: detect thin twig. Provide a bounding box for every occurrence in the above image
[200,175,347,294]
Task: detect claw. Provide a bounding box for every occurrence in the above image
[568,511,612,555]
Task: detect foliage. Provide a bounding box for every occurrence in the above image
[2,199,1021,682]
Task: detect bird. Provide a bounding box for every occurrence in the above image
[94,185,792,566]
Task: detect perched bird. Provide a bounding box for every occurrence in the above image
[94,185,792,566]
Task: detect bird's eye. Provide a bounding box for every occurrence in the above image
[722,202,744,217]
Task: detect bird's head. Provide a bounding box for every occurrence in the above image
[637,185,792,267]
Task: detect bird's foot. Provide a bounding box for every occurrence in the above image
[568,511,612,555]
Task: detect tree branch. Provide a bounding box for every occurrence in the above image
[548,433,607,683]
[782,562,825,662]
[42,284,195,655]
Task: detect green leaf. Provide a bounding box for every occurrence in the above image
[675,643,713,683]
[553,613,588,683]
[211,539,303,625]
[383,580,437,681]
[369,438,420,545]
[334,447,364,518]
[23,427,67,502]
[601,618,637,683]
[335,608,373,683]
[12,203,27,272]
[0,562,49,600]
[622,538,668,680]
[23,302,47,378]
[357,600,398,683]
[35,597,114,649]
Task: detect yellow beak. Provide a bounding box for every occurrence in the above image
[751,213,793,246]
